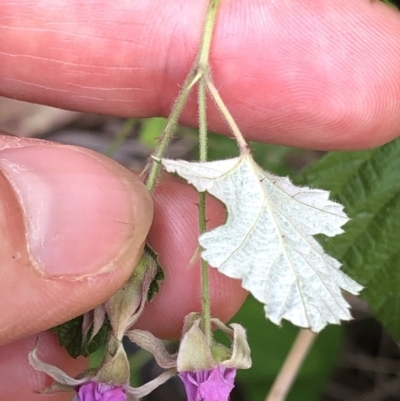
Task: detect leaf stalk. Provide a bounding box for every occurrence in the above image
[204,73,249,154]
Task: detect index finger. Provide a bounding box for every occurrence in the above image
[0,0,399,150]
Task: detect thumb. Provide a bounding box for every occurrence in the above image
[0,135,153,345]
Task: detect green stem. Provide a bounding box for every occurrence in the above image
[145,0,222,193]
[196,0,222,345]
[145,0,222,343]
[198,78,212,344]
[197,0,221,68]
[198,80,208,162]
[146,71,201,193]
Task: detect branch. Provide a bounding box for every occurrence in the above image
[266,329,317,401]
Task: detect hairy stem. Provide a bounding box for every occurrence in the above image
[146,0,222,343]
[145,71,201,193]
[266,330,317,401]
[198,78,212,344]
[145,0,222,193]
[197,0,221,68]
[195,0,222,344]
[204,73,249,154]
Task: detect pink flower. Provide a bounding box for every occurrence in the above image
[179,366,236,401]
[76,381,127,401]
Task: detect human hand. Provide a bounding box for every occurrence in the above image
[0,0,399,400]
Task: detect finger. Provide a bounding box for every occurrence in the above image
[1,0,399,149]
[137,177,248,340]
[0,135,153,345]
[0,331,87,401]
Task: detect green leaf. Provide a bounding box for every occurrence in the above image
[51,316,111,359]
[144,244,165,302]
[297,137,400,339]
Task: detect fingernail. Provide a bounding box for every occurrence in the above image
[0,145,152,277]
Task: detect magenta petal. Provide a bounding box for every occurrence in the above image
[76,381,127,401]
[179,372,199,401]
[179,366,236,401]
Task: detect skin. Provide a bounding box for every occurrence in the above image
[0,0,399,399]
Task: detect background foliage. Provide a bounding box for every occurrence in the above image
[298,139,400,341]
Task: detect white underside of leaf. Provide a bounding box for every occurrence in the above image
[161,155,363,332]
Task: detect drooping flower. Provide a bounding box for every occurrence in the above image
[127,313,251,401]
[29,338,175,400]
[76,381,127,401]
[179,365,236,401]
[174,314,251,401]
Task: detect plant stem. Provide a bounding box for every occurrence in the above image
[197,0,221,68]
[145,0,222,342]
[198,78,212,344]
[198,81,208,162]
[196,0,222,345]
[145,71,201,193]
[204,73,249,154]
[145,0,222,194]
[145,0,222,193]
[266,330,317,401]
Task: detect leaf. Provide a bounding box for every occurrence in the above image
[51,315,111,359]
[161,154,362,332]
[297,137,400,339]
[144,243,165,302]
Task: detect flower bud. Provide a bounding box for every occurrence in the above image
[105,252,158,340]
